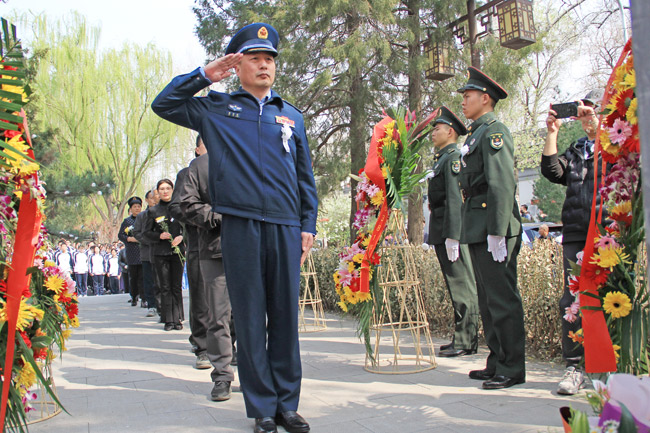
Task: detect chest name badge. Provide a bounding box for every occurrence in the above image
[276,116,295,127]
[227,104,242,118]
[490,133,504,150]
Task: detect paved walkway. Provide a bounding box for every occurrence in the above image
[30,293,588,433]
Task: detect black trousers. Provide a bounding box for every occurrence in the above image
[141,260,157,310]
[468,236,525,379]
[561,240,585,366]
[154,254,184,324]
[200,257,236,382]
[187,250,210,354]
[128,264,143,302]
[122,269,130,294]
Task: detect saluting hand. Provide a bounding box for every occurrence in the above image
[204,53,244,82]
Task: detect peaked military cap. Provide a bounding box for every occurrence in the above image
[457,67,508,101]
[127,196,142,208]
[225,23,279,57]
[434,106,468,136]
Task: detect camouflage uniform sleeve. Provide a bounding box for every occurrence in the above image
[483,122,516,237]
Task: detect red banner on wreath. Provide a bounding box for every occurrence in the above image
[359,116,393,294]
[0,113,43,427]
[578,40,634,374]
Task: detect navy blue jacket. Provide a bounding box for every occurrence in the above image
[151,68,318,234]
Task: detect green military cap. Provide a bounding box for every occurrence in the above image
[457,67,508,101]
[225,23,279,57]
[434,106,468,136]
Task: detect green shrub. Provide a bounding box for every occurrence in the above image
[310,237,565,361]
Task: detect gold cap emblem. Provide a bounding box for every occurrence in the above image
[258,27,269,39]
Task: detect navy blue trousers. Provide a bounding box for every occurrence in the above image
[221,215,302,419]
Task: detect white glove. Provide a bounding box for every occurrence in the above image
[487,235,507,263]
[445,238,460,262]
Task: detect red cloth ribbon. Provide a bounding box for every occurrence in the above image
[1,111,43,427]
[578,39,633,373]
[359,116,393,293]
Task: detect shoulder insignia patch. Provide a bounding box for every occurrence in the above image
[489,133,504,150]
[451,160,461,174]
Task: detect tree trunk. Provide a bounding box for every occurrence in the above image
[347,12,367,244]
[406,0,425,245]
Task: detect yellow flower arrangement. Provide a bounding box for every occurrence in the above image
[14,358,37,392]
[626,97,637,125]
[602,291,632,319]
[0,299,45,331]
[3,135,40,176]
[591,246,631,269]
[45,274,65,293]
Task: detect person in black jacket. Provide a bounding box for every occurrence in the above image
[134,189,161,318]
[178,142,237,402]
[169,138,212,369]
[118,197,144,306]
[540,90,604,395]
[118,244,129,294]
[143,179,185,331]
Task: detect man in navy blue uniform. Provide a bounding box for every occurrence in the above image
[152,23,317,433]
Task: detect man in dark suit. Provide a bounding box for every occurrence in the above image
[457,67,525,389]
[152,23,317,433]
[169,138,211,370]
[426,106,479,357]
[177,140,237,402]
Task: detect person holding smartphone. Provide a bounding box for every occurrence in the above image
[540,89,605,395]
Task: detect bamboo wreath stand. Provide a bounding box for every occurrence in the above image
[364,212,437,374]
[298,251,327,333]
[26,361,62,424]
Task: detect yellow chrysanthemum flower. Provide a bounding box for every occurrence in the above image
[44,260,56,268]
[15,358,37,391]
[361,236,371,248]
[337,301,348,312]
[347,291,360,305]
[333,272,341,283]
[600,129,620,158]
[45,275,65,293]
[0,299,45,331]
[69,317,80,328]
[370,191,384,206]
[352,253,364,264]
[622,68,636,89]
[3,135,40,176]
[356,291,372,303]
[610,201,632,216]
[592,246,630,268]
[381,166,389,179]
[613,65,627,89]
[627,98,638,125]
[343,286,353,298]
[347,261,356,273]
[603,292,632,319]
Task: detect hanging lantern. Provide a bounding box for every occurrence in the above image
[424,38,454,81]
[497,0,536,49]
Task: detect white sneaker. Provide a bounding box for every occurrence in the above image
[557,366,584,395]
[146,308,156,317]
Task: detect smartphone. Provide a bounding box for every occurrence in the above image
[551,102,578,119]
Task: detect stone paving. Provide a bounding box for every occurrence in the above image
[29,292,589,433]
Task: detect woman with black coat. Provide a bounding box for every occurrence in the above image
[143,179,185,331]
[118,196,144,306]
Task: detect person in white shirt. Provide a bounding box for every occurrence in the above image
[89,246,106,296]
[107,248,120,294]
[73,246,90,296]
[55,243,74,277]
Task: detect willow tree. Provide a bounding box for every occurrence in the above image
[27,13,189,240]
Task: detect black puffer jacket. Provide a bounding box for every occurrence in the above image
[540,136,607,243]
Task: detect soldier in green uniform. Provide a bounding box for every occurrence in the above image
[426,106,479,357]
[457,67,525,389]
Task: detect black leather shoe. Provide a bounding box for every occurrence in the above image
[174,323,183,330]
[275,411,310,433]
[439,348,477,357]
[164,323,174,331]
[469,368,495,380]
[440,342,453,351]
[254,417,277,433]
[482,374,525,389]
